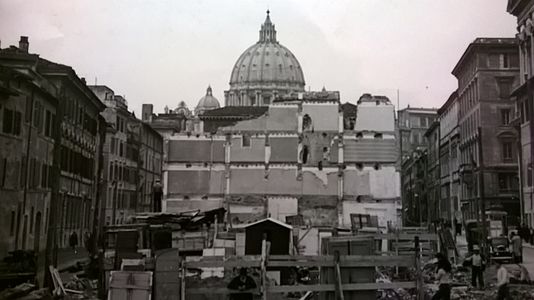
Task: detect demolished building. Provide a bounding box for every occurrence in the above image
[162,91,401,254]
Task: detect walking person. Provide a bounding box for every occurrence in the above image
[69,231,78,254]
[432,253,451,300]
[464,245,485,288]
[496,260,511,300]
[510,232,523,263]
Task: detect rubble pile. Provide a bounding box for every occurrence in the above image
[64,275,97,292]
[0,283,51,300]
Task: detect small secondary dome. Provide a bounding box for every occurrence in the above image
[195,86,220,115]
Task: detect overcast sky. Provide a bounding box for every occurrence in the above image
[0,0,518,116]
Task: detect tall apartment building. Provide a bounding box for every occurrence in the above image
[452,38,520,223]
[438,92,461,223]
[89,85,163,225]
[508,0,534,227]
[398,107,438,161]
[0,37,107,255]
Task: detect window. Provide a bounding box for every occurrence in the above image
[502,142,513,161]
[110,138,116,155]
[500,54,510,68]
[2,109,19,135]
[497,78,513,99]
[242,134,251,147]
[501,109,511,125]
[10,211,15,236]
[498,173,517,192]
[45,110,51,137]
[41,163,47,188]
[119,142,123,157]
[30,206,34,234]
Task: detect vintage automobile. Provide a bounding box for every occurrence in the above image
[488,236,513,263]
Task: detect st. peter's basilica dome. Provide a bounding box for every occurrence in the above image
[224,11,305,107]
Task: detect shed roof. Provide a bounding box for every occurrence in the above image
[242,217,293,230]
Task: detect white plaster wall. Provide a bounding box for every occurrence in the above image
[369,167,401,199]
[267,197,298,222]
[342,201,399,228]
[297,227,319,255]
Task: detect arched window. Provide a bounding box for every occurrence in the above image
[303,114,312,131]
[301,146,309,164]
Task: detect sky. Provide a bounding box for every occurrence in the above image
[0,0,518,116]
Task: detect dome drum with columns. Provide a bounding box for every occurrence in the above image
[225,11,305,107]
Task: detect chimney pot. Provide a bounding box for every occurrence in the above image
[19,36,29,53]
[81,77,86,84]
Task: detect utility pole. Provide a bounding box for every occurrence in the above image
[477,127,488,253]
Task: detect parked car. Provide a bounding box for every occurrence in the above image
[488,236,513,263]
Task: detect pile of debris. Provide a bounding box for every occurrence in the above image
[0,283,51,300]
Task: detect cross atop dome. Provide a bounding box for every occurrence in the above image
[259,10,277,43]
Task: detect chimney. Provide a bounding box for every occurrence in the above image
[19,36,29,53]
[81,77,86,84]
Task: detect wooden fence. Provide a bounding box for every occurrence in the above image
[181,235,430,299]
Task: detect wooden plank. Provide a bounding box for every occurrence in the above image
[334,233,437,241]
[334,252,344,300]
[185,255,415,268]
[109,284,151,290]
[184,255,415,268]
[185,282,417,294]
[267,256,415,267]
[185,260,261,268]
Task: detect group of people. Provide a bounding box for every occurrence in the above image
[68,231,94,254]
[517,223,534,245]
[433,245,512,300]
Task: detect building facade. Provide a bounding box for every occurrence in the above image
[438,92,461,225]
[0,56,58,257]
[398,106,438,161]
[453,38,520,224]
[508,0,534,227]
[90,85,163,225]
[164,92,402,231]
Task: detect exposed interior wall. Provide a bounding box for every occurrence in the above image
[369,167,401,199]
[267,197,298,222]
[167,139,225,162]
[354,104,395,132]
[341,201,400,229]
[302,103,339,131]
[296,227,319,255]
[299,196,338,227]
[230,135,265,162]
[166,169,225,195]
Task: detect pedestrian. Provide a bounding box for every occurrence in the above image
[69,231,78,254]
[464,245,485,288]
[432,253,451,300]
[511,232,522,263]
[496,260,511,300]
[227,267,257,300]
[455,218,462,237]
